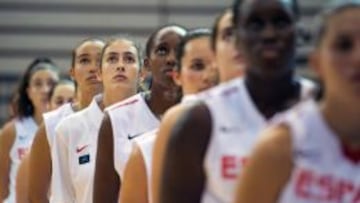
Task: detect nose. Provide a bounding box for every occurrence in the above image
[262,23,277,42]
[116,66,126,72]
[89,60,100,73]
[166,50,177,68]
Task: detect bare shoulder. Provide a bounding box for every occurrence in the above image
[254,124,292,160]
[0,120,16,146]
[127,143,144,166]
[234,125,293,203]
[157,102,211,148]
[125,143,146,177]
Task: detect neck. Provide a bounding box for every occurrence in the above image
[33,110,43,125]
[245,71,300,119]
[147,81,180,118]
[321,97,360,149]
[77,87,100,110]
[103,87,136,109]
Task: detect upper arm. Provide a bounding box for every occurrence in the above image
[119,143,148,203]
[151,104,189,203]
[28,123,51,202]
[234,125,294,203]
[16,154,30,203]
[0,121,16,199]
[157,103,212,203]
[93,112,120,203]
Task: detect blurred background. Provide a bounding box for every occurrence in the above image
[0,0,328,126]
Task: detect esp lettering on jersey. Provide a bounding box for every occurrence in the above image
[221,155,248,180]
[294,167,360,202]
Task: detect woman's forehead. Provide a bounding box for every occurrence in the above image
[154,27,185,45]
[238,0,294,17]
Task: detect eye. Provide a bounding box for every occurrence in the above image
[79,58,91,65]
[124,55,135,64]
[31,80,43,89]
[190,61,205,71]
[55,98,64,106]
[334,35,353,53]
[246,17,264,32]
[47,79,56,88]
[155,46,168,56]
[222,27,234,41]
[107,55,119,64]
[273,16,291,29]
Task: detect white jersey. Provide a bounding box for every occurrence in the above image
[51,95,103,203]
[276,100,360,203]
[106,93,159,178]
[201,77,316,203]
[132,94,198,203]
[5,117,38,203]
[43,103,74,149]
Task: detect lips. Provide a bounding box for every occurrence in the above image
[257,41,284,59]
[233,53,244,64]
[86,75,99,83]
[113,74,128,82]
[163,68,174,77]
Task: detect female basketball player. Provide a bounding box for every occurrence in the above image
[119,28,218,203]
[151,8,249,203]
[0,58,59,203]
[93,24,187,203]
[27,39,105,203]
[155,0,318,202]
[234,2,360,203]
[51,37,141,203]
[16,79,75,203]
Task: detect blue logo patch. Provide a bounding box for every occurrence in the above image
[78,154,90,165]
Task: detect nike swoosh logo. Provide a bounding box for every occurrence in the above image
[128,133,143,140]
[76,145,89,153]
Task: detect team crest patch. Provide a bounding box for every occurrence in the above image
[79,154,90,165]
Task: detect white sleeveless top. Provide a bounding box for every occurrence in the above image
[201,77,316,203]
[133,94,199,203]
[5,117,38,203]
[43,103,74,149]
[51,95,103,203]
[276,100,360,203]
[106,93,159,178]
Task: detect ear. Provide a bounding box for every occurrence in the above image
[69,67,75,80]
[143,58,151,73]
[140,58,151,81]
[309,50,323,80]
[172,70,182,87]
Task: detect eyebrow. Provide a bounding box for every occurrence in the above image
[77,53,90,58]
[107,51,136,56]
[123,51,136,56]
[191,58,204,63]
[156,42,168,48]
[107,52,119,56]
